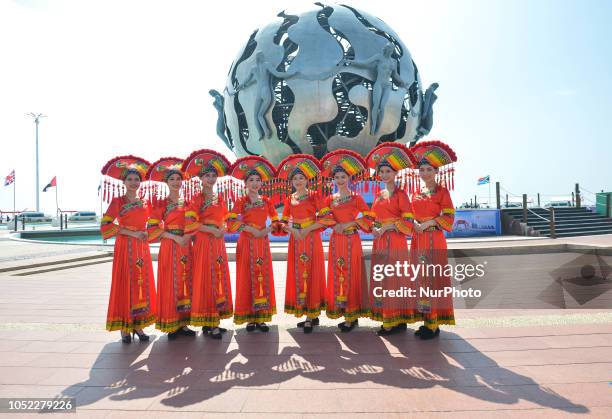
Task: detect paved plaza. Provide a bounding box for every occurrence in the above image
[0,232,611,417]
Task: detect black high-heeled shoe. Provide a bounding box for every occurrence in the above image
[414,325,428,337]
[246,323,257,332]
[338,319,359,329]
[339,320,357,333]
[418,327,440,340]
[208,327,223,340]
[303,320,313,334]
[298,317,319,328]
[132,329,150,342]
[257,323,269,332]
[178,327,196,337]
[167,330,179,340]
[121,333,132,343]
[377,326,397,336]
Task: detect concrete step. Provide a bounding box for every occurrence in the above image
[0,251,113,273]
[11,256,114,276]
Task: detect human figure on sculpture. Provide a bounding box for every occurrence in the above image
[208,89,232,151]
[226,51,299,141]
[344,42,410,135]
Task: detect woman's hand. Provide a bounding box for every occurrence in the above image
[333,223,346,234]
[372,227,382,238]
[420,220,437,230]
[257,226,272,238]
[413,222,423,233]
[213,227,225,238]
[134,231,148,241]
[243,226,259,236]
[177,235,191,247]
[292,229,304,241]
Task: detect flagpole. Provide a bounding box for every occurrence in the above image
[55,178,59,218]
[13,172,16,216]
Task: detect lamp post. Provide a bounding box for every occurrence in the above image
[27,113,46,212]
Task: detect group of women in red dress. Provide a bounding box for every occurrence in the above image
[100,140,457,343]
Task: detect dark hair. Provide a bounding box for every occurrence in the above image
[417,159,438,171]
[245,171,262,182]
[289,168,307,182]
[331,165,349,177]
[122,169,142,181]
[376,161,396,173]
[164,170,183,182]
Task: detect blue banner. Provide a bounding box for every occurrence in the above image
[445,209,501,238]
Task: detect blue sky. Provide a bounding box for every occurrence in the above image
[0,0,611,214]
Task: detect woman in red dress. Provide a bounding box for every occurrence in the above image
[146,157,197,340]
[182,149,233,340]
[319,150,374,332]
[408,140,457,340]
[227,156,281,332]
[277,154,326,333]
[365,143,419,335]
[100,155,156,343]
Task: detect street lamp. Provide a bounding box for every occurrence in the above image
[26,112,46,212]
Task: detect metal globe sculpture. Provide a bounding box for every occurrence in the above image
[210,2,439,165]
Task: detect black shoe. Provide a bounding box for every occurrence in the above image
[121,333,132,343]
[414,325,428,337]
[419,327,440,340]
[377,326,397,336]
[133,330,150,342]
[394,323,408,331]
[208,328,223,339]
[339,320,357,333]
[179,327,196,337]
[338,319,359,329]
[246,323,257,332]
[257,323,269,332]
[298,317,319,328]
[167,330,179,340]
[203,326,227,334]
[303,320,314,334]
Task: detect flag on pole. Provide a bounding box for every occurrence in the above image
[4,170,15,186]
[477,175,490,185]
[43,176,57,192]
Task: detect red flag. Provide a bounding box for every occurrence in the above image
[43,176,57,192]
[4,170,15,186]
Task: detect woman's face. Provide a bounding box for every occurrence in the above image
[246,174,262,193]
[200,171,218,188]
[333,170,349,188]
[419,164,438,183]
[123,173,141,193]
[166,173,182,192]
[291,173,307,190]
[377,165,396,183]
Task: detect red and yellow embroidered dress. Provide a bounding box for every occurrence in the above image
[101,196,157,332]
[147,197,192,332]
[318,193,374,321]
[368,188,418,328]
[280,193,327,318]
[186,193,233,327]
[226,196,279,324]
[410,185,456,329]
